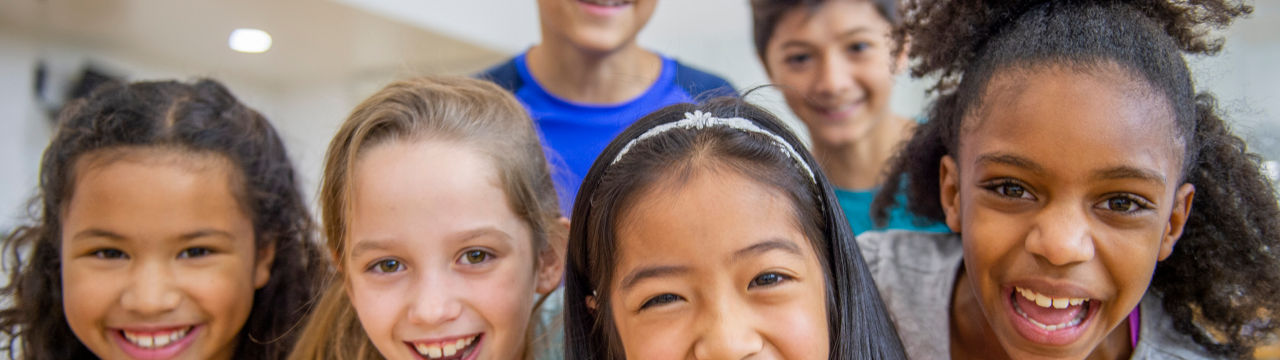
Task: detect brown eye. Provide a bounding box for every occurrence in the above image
[459,250,492,265]
[92,249,127,259]
[1107,198,1136,211]
[749,272,793,288]
[1096,195,1150,214]
[368,259,404,273]
[997,184,1026,198]
[640,293,683,310]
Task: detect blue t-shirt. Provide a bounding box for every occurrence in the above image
[836,187,951,235]
[478,52,735,213]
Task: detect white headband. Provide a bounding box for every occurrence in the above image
[610,110,817,183]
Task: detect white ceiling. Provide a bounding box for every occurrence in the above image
[0,0,508,86]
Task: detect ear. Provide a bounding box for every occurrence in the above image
[1157,183,1196,261]
[535,217,570,295]
[891,35,911,76]
[939,155,962,233]
[253,242,276,289]
[586,294,598,312]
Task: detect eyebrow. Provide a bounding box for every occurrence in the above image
[347,226,513,260]
[447,227,513,245]
[71,229,125,242]
[733,239,803,262]
[348,238,394,260]
[976,153,1046,175]
[778,27,874,50]
[618,239,802,291]
[70,228,236,242]
[1092,166,1166,185]
[619,265,690,291]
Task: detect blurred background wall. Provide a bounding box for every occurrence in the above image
[2,0,1277,233]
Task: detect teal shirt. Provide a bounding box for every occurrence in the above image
[834,187,951,235]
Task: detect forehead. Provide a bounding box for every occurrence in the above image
[959,65,1183,179]
[347,140,528,248]
[64,149,251,237]
[769,0,892,44]
[613,167,812,272]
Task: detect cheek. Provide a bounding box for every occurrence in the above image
[347,277,405,340]
[181,258,260,343]
[61,263,121,337]
[763,285,830,358]
[470,260,540,348]
[860,66,896,105]
[614,311,690,360]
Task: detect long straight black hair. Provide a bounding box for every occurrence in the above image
[564,96,906,359]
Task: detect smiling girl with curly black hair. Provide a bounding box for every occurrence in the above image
[858,0,1280,358]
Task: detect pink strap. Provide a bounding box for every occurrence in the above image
[1129,306,1141,348]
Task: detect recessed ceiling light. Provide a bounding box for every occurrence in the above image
[229,28,272,54]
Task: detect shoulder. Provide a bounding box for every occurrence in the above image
[475,56,524,93]
[670,59,737,99]
[1131,295,1218,359]
[857,230,962,275]
[857,230,961,360]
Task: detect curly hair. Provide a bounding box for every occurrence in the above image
[871,0,1279,357]
[0,79,331,360]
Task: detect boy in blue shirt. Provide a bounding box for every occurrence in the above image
[480,0,735,213]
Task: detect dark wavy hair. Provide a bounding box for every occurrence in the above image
[750,0,902,62]
[871,0,1279,357]
[0,79,331,360]
[564,97,906,359]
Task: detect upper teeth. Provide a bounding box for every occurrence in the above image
[413,335,477,359]
[1016,287,1088,309]
[122,327,190,349]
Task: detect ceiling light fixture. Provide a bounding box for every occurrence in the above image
[229,28,272,54]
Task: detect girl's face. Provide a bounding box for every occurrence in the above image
[940,67,1195,358]
[345,141,562,360]
[608,168,829,360]
[535,0,657,53]
[61,150,272,360]
[764,0,905,148]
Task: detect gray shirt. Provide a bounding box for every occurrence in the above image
[856,230,1217,359]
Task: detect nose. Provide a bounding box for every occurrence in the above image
[119,260,182,315]
[407,272,463,326]
[692,296,764,360]
[812,52,854,100]
[1025,201,1096,266]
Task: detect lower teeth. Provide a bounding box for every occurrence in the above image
[1012,294,1088,331]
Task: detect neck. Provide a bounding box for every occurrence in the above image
[813,114,914,190]
[526,36,661,104]
[950,268,1012,360]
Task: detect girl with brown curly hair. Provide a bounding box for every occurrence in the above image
[0,79,330,360]
[859,0,1279,358]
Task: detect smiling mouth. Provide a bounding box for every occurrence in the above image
[1011,287,1091,331]
[409,334,481,360]
[121,326,193,349]
[578,0,633,6]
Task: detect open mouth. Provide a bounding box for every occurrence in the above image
[120,326,193,349]
[408,334,482,360]
[1008,286,1098,345]
[578,0,634,6]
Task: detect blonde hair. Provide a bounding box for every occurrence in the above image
[289,76,562,359]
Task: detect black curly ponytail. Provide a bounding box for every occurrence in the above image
[872,0,1279,357]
